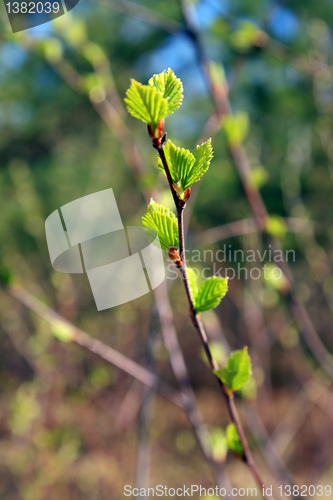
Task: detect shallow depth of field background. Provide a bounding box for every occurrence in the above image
[0,1,333,499]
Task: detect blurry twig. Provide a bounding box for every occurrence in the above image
[4,283,184,409]
[3,38,234,488]
[192,217,314,245]
[43,38,234,488]
[154,283,232,491]
[134,306,159,496]
[88,0,182,35]
[155,128,273,498]
[178,0,333,380]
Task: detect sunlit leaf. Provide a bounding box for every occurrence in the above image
[214,347,252,392]
[158,138,213,192]
[226,423,243,456]
[125,80,168,127]
[149,68,183,115]
[142,199,178,251]
[195,276,228,312]
[187,138,213,187]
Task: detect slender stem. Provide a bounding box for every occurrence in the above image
[156,143,179,207]
[154,140,273,499]
[227,395,268,488]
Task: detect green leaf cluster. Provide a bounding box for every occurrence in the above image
[125,69,183,130]
[158,139,213,194]
[188,269,228,312]
[226,423,243,456]
[142,199,179,251]
[214,347,252,393]
[148,69,183,115]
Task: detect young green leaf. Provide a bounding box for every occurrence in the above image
[186,138,213,187]
[214,347,252,393]
[226,423,243,456]
[158,140,195,189]
[158,138,213,193]
[142,199,179,251]
[125,80,168,128]
[149,68,183,115]
[195,276,228,312]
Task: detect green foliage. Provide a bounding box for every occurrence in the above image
[209,428,227,462]
[0,266,14,286]
[264,263,290,293]
[125,80,168,128]
[51,321,74,343]
[187,269,228,312]
[89,365,113,388]
[265,216,287,239]
[142,199,179,250]
[158,139,213,193]
[42,38,63,63]
[222,112,249,146]
[149,68,183,115]
[125,69,183,131]
[214,347,252,393]
[249,165,269,188]
[194,276,228,312]
[240,376,257,400]
[226,423,243,456]
[230,21,265,52]
[10,384,41,436]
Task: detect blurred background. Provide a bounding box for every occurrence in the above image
[0,0,333,498]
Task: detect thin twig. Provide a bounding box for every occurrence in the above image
[154,283,232,491]
[154,139,272,499]
[4,284,184,409]
[35,48,235,488]
[194,218,314,245]
[178,0,333,381]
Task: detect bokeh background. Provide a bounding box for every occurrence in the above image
[0,0,333,498]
